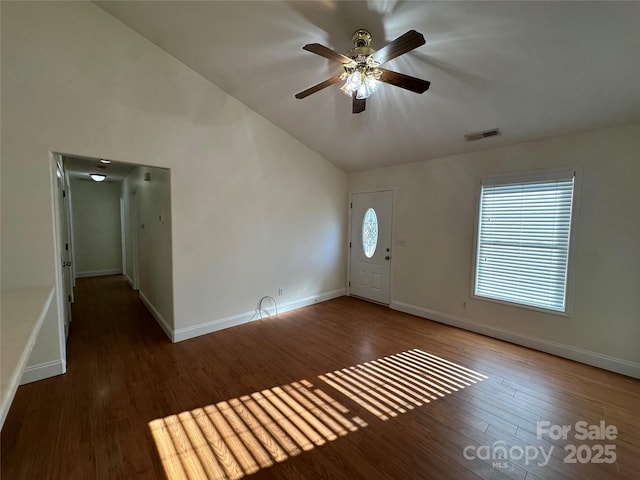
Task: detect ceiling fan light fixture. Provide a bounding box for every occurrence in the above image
[340,61,381,98]
[356,75,381,99]
[355,84,368,99]
[296,29,429,113]
[340,70,362,95]
[340,82,354,96]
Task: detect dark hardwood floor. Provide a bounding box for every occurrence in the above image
[2,275,639,479]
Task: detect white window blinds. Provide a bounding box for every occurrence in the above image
[474,173,575,312]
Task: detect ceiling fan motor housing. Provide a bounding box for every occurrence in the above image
[347,29,376,60]
[352,29,372,47]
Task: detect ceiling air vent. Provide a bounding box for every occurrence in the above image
[464,128,501,142]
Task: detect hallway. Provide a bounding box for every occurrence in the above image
[1,276,171,478]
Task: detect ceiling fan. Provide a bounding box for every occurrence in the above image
[295,29,431,114]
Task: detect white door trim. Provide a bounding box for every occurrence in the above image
[130,190,140,290]
[50,153,68,372]
[62,171,75,300]
[348,189,394,304]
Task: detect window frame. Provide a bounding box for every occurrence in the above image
[470,167,581,316]
[362,207,379,258]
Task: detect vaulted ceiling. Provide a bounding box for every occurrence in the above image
[96,1,640,172]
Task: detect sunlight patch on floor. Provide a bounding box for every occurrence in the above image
[149,380,365,480]
[149,349,486,479]
[318,349,487,421]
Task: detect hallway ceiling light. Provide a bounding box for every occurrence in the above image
[90,173,107,182]
[99,159,111,164]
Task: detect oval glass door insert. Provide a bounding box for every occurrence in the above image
[362,208,379,258]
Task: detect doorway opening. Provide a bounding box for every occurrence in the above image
[51,152,174,362]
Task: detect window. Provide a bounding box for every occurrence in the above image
[362,208,378,258]
[474,170,577,313]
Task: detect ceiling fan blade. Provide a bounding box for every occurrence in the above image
[373,30,426,64]
[378,68,431,94]
[295,75,343,99]
[303,43,353,64]
[352,95,366,114]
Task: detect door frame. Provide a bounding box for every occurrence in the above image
[50,153,69,368]
[52,155,73,335]
[129,190,140,290]
[62,170,76,296]
[347,189,395,304]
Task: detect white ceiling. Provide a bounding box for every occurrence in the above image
[95,1,640,172]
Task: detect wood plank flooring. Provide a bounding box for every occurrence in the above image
[2,275,639,479]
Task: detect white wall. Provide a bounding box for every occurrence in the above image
[350,123,640,377]
[19,300,63,385]
[122,166,174,330]
[1,1,347,370]
[70,178,122,277]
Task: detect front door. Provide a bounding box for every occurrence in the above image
[349,191,392,304]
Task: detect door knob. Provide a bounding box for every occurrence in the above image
[385,256,390,260]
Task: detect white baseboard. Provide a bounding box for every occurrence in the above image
[20,359,66,385]
[125,274,135,289]
[172,289,347,343]
[276,288,347,316]
[139,291,173,341]
[76,268,122,278]
[173,309,258,343]
[391,301,640,379]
